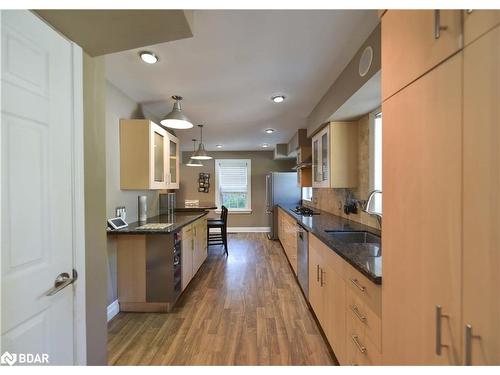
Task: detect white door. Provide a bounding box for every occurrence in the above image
[1,10,84,365]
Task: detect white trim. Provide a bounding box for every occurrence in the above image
[71,43,87,366]
[214,159,252,211]
[107,300,120,322]
[210,227,270,233]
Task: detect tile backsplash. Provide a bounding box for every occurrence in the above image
[304,115,380,229]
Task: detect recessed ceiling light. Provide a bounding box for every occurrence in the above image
[262,143,270,148]
[271,95,285,103]
[139,51,159,64]
[265,128,275,134]
[216,144,223,148]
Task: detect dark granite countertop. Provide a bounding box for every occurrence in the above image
[106,211,208,235]
[278,204,382,284]
[174,202,217,212]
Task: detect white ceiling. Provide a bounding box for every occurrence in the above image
[106,10,379,151]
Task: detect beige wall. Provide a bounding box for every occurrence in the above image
[178,151,295,227]
[305,114,379,229]
[105,81,164,305]
[307,24,381,136]
[83,53,108,365]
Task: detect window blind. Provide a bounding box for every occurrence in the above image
[217,160,249,193]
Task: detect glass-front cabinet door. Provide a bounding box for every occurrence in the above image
[312,125,330,188]
[150,122,168,189]
[166,133,180,189]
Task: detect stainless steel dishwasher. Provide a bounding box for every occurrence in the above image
[297,224,309,298]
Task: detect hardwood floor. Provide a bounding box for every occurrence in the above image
[108,233,336,365]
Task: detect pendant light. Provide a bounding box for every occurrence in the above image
[186,139,203,167]
[160,95,193,129]
[191,124,212,160]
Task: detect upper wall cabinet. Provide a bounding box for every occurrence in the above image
[312,122,358,189]
[381,10,462,100]
[463,10,500,46]
[120,119,180,190]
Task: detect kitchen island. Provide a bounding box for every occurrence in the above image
[107,211,208,312]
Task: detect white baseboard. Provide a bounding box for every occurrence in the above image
[107,299,119,322]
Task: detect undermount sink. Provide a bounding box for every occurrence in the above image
[325,230,381,245]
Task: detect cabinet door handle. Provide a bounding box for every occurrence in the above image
[465,324,477,365]
[316,264,320,282]
[351,335,367,354]
[350,278,366,292]
[350,304,367,323]
[435,305,449,355]
[434,10,448,39]
[320,268,325,287]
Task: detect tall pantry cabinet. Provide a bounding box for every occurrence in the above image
[381,10,500,365]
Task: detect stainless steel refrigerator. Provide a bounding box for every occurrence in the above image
[265,172,301,240]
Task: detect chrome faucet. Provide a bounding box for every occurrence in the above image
[363,190,382,228]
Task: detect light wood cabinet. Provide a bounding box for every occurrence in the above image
[463,10,500,46]
[120,119,180,190]
[181,217,208,291]
[312,122,358,189]
[381,10,462,100]
[277,208,298,274]
[462,25,500,365]
[192,216,208,274]
[382,54,463,365]
[296,146,312,187]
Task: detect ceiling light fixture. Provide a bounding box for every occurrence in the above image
[216,144,223,148]
[139,51,159,64]
[265,128,275,134]
[192,125,212,160]
[186,139,203,167]
[271,95,285,103]
[262,143,270,148]
[160,95,193,129]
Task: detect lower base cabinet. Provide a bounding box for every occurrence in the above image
[277,208,298,274]
[308,233,381,365]
[181,216,208,291]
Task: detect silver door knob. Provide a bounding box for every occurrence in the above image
[45,270,77,296]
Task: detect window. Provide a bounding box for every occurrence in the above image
[302,187,313,201]
[215,159,251,213]
[369,110,382,214]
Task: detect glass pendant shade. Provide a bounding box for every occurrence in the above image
[191,124,212,160]
[160,95,193,129]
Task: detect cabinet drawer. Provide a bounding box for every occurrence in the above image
[464,10,500,46]
[346,312,382,366]
[347,289,381,351]
[346,266,381,317]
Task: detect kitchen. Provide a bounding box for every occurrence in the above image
[1,5,499,369]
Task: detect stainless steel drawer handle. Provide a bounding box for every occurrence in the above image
[350,278,366,292]
[435,305,449,355]
[46,270,77,296]
[351,304,367,323]
[317,264,320,282]
[320,269,325,287]
[351,335,367,354]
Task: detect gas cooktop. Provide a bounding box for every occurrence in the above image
[291,206,321,216]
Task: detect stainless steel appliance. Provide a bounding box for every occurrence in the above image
[291,205,320,216]
[297,225,309,297]
[265,172,301,240]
